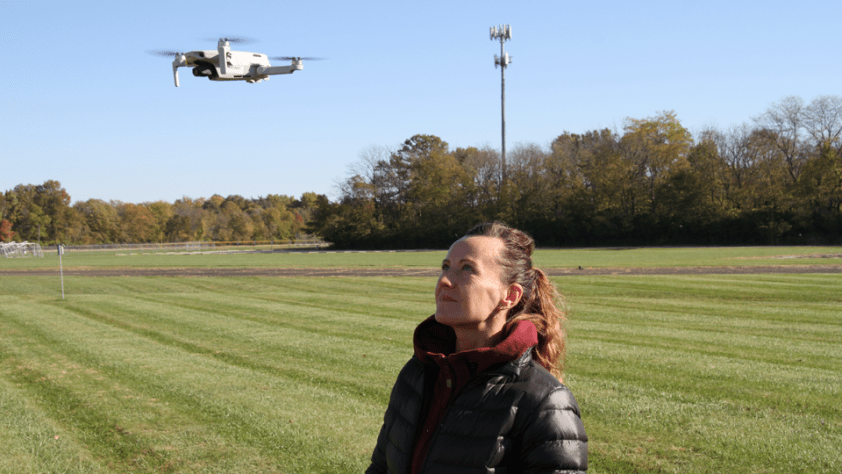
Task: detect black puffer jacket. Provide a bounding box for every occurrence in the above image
[366,349,588,473]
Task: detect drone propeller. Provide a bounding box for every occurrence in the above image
[269,56,325,61]
[148,50,181,57]
[204,36,255,44]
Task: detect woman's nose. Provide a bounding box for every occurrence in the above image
[438,272,453,288]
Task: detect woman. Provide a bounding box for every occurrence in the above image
[367,222,588,473]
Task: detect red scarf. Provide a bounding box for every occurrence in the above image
[409,316,539,474]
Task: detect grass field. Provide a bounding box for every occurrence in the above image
[3,245,842,271]
[0,248,840,473]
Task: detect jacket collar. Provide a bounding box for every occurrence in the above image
[413,315,538,376]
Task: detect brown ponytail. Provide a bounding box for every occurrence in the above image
[464,222,568,380]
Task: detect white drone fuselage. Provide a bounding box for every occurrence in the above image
[171,39,303,87]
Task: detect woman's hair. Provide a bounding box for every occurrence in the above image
[464,221,567,380]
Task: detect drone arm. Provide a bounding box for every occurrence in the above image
[172,65,180,87]
[256,65,296,76]
[257,59,303,77]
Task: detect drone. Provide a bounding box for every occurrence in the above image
[150,38,321,87]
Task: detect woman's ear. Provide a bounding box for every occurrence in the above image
[502,283,524,309]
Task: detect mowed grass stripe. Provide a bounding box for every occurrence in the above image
[0,292,393,472]
[558,273,842,304]
[556,274,842,473]
[572,373,839,473]
[60,276,431,398]
[0,305,185,472]
[51,293,405,403]
[126,276,433,337]
[578,300,840,349]
[1,270,840,473]
[1,298,376,472]
[573,339,839,416]
[0,374,109,474]
[578,317,840,371]
[577,297,840,332]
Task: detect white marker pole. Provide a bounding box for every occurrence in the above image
[58,244,65,299]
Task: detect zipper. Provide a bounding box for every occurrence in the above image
[418,370,512,473]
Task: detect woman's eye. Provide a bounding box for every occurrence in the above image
[461,264,473,272]
[441,263,450,271]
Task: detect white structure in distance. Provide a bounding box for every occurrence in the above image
[0,241,44,258]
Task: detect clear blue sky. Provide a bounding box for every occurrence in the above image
[3,0,840,204]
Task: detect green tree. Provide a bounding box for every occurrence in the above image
[34,180,71,242]
[62,205,85,244]
[454,146,500,219]
[221,200,254,241]
[311,177,385,248]
[73,199,119,243]
[167,197,208,241]
[548,129,635,242]
[0,193,8,223]
[685,132,730,226]
[406,147,476,245]
[146,201,174,243]
[27,204,51,243]
[375,135,450,228]
[292,192,326,227]
[116,202,157,242]
[797,141,842,227]
[506,143,552,230]
[621,111,693,219]
[7,185,35,240]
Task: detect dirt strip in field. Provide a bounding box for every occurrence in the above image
[1,265,841,278]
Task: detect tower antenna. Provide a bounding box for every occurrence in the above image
[490,24,512,182]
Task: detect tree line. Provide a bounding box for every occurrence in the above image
[0,183,327,245]
[4,95,840,249]
[310,95,842,248]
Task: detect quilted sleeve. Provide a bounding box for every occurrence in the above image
[366,358,425,474]
[518,384,588,473]
[366,416,390,474]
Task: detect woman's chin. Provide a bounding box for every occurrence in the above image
[434,311,457,326]
[435,310,470,328]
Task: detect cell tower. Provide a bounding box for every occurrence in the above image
[490,24,512,182]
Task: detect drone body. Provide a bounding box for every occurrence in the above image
[168,38,304,87]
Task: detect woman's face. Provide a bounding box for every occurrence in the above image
[435,236,511,331]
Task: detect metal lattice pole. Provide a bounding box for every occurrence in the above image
[490,24,512,182]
